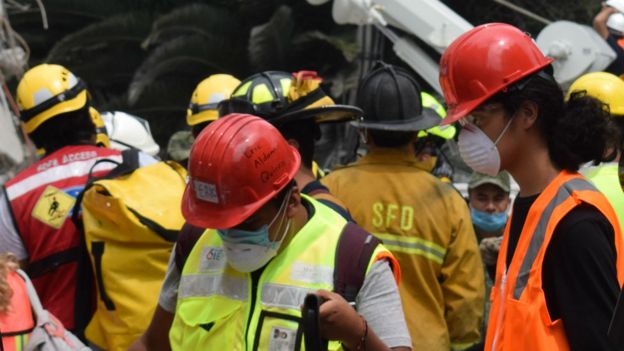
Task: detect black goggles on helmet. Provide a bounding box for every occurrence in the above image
[20,80,87,123]
[217,98,289,119]
[189,102,219,115]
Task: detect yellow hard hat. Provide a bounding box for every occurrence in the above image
[186,74,240,126]
[89,107,110,147]
[17,64,89,134]
[418,92,457,140]
[567,72,624,116]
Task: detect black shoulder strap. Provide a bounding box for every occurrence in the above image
[175,223,205,271]
[333,222,381,303]
[71,149,141,228]
[70,148,141,338]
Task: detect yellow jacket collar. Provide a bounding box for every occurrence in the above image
[357,148,421,167]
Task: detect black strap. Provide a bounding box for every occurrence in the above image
[71,149,141,229]
[0,327,34,337]
[19,80,86,122]
[127,207,178,242]
[26,246,81,279]
[174,223,205,271]
[91,242,116,311]
[70,148,140,338]
[333,223,381,303]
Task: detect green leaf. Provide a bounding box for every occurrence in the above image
[46,12,153,61]
[292,30,359,62]
[143,3,245,49]
[248,5,294,71]
[128,34,247,105]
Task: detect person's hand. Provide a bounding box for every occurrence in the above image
[480,236,502,266]
[315,289,366,349]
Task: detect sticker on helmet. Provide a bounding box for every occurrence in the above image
[194,180,219,203]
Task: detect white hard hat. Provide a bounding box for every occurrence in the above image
[101,111,160,157]
[608,0,624,13]
[608,13,624,34]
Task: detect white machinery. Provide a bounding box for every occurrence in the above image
[307,0,618,92]
[537,21,616,88]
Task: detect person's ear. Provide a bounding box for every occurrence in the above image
[286,186,301,218]
[516,100,539,130]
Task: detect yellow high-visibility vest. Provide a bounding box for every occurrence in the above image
[170,195,393,351]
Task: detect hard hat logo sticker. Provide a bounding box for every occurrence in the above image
[194,180,219,204]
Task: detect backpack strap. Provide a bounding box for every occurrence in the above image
[333,223,381,303]
[174,223,205,271]
[70,148,141,337]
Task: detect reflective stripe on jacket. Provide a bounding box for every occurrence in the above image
[0,270,34,351]
[484,171,624,350]
[169,195,394,351]
[322,148,484,351]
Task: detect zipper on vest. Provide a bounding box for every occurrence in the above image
[244,269,262,350]
[491,269,507,351]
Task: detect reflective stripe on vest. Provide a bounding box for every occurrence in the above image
[0,271,34,351]
[170,195,393,351]
[485,171,624,351]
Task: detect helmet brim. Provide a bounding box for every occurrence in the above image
[272,105,363,125]
[23,90,88,134]
[351,107,441,131]
[440,58,554,126]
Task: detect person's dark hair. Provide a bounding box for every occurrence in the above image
[490,70,618,171]
[270,180,297,208]
[28,104,96,154]
[369,130,416,148]
[612,118,624,151]
[191,121,210,138]
[277,119,320,169]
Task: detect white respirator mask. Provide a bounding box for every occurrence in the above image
[458,119,512,176]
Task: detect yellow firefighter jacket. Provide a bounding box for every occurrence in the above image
[322,148,484,351]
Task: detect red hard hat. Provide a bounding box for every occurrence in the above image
[439,23,553,125]
[182,113,301,229]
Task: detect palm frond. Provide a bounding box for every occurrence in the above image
[248,5,294,71]
[293,30,359,62]
[143,3,245,49]
[47,12,153,61]
[128,34,248,105]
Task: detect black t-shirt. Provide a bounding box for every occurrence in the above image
[507,195,620,351]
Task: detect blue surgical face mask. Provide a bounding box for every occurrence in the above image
[470,207,508,233]
[216,190,292,272]
[217,225,275,248]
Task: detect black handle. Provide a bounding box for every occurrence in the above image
[302,294,328,351]
[91,241,116,311]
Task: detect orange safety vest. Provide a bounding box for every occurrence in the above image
[485,171,624,350]
[0,271,35,351]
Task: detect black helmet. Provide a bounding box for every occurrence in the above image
[354,62,440,131]
[219,70,362,125]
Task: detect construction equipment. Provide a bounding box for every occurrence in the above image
[307,0,617,92]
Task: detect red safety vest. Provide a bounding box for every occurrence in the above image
[3,145,121,330]
[485,171,624,350]
[0,271,34,351]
